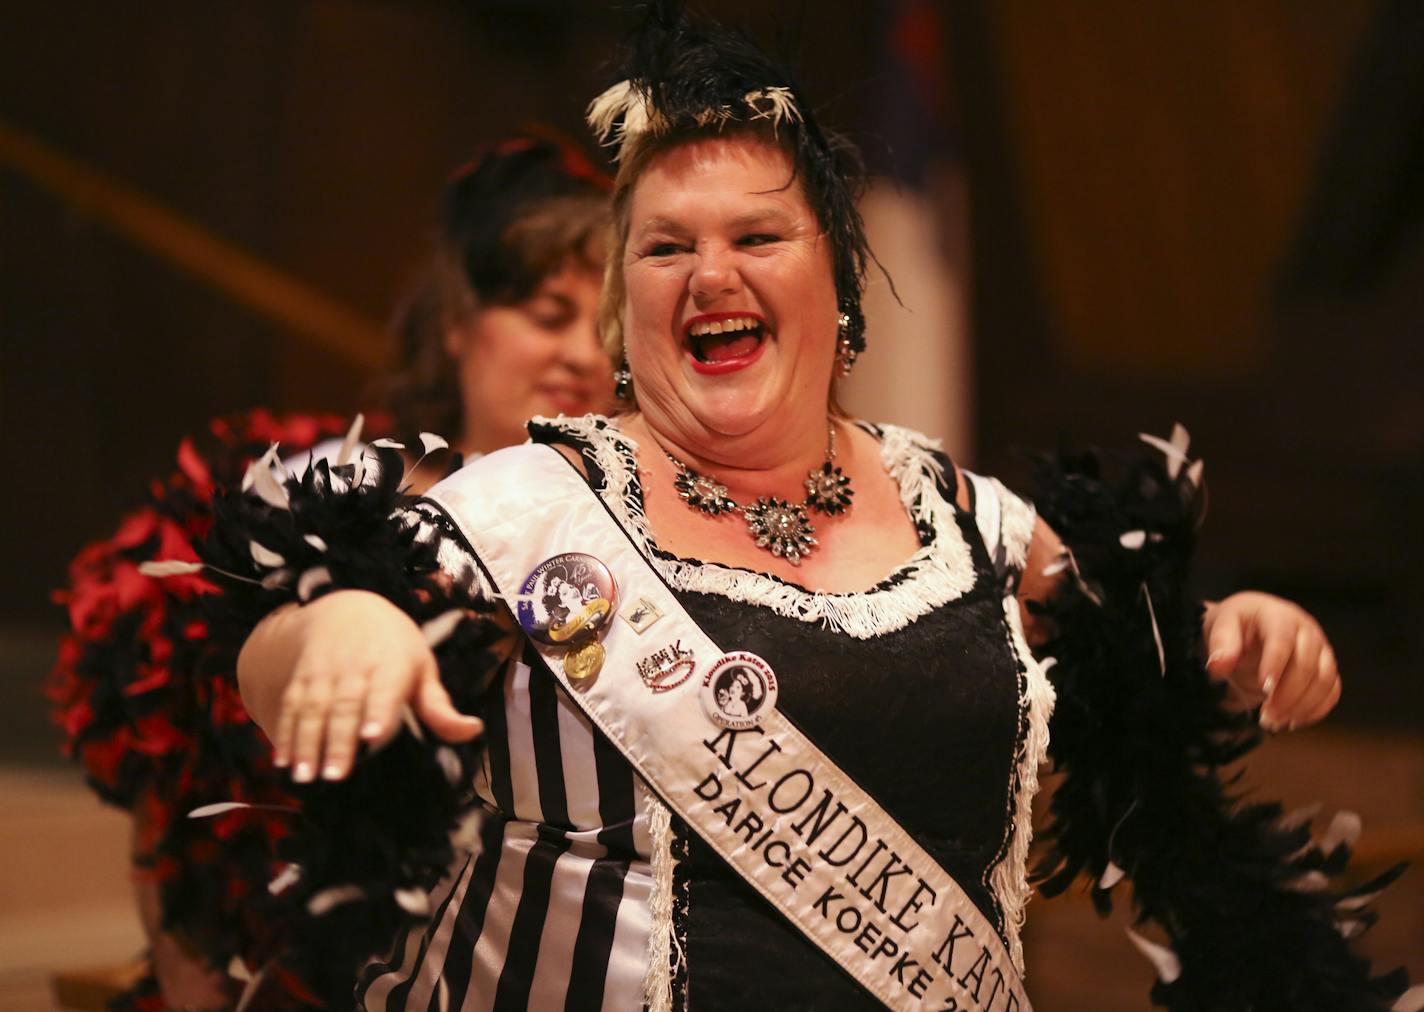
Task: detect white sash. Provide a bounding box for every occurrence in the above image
[426,444,1031,1012]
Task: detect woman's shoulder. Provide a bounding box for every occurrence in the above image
[852,418,1038,589]
[849,418,968,512]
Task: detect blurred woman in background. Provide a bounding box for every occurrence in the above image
[47,132,611,1010]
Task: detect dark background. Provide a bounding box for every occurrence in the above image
[6,0,1420,724]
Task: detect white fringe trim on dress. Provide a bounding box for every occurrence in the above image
[536,415,978,640]
[985,595,1056,974]
[641,781,683,1012]
[991,476,1037,579]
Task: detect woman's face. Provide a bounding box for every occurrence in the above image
[621,134,839,442]
[447,260,611,454]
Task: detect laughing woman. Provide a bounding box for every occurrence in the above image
[199,9,1413,1012]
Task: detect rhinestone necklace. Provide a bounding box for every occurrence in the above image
[660,423,853,566]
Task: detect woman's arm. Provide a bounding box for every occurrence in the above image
[237,589,481,781]
[1016,516,1341,730]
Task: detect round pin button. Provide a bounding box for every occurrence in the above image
[564,640,606,689]
[516,552,618,647]
[700,652,778,730]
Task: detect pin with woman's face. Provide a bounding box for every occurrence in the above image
[516,552,618,647]
[701,651,778,729]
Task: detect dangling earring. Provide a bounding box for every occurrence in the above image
[835,311,861,376]
[614,356,634,401]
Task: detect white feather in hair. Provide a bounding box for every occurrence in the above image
[586,79,802,155]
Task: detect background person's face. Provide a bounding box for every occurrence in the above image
[448,261,611,453]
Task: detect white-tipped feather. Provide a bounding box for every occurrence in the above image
[250,443,291,510]
[138,559,205,578]
[1125,927,1182,984]
[1336,888,1385,912]
[189,802,255,818]
[189,801,298,819]
[1284,870,1330,893]
[1098,861,1127,890]
[394,887,431,917]
[587,80,640,145]
[250,541,285,568]
[241,443,279,493]
[586,80,637,144]
[267,864,302,895]
[297,566,332,602]
[435,746,463,786]
[1337,917,1366,939]
[337,413,365,467]
[307,884,365,916]
[744,86,801,127]
[421,609,466,649]
[1319,810,1362,855]
[1143,583,1166,676]
[234,961,270,1012]
[1139,423,1194,481]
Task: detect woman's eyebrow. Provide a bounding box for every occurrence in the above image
[637,208,795,236]
[635,215,689,237]
[726,208,794,231]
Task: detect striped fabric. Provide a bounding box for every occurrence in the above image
[356,422,1036,1011]
[359,646,655,1012]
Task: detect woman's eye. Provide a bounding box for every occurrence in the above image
[646,242,684,257]
[737,233,779,247]
[524,303,573,330]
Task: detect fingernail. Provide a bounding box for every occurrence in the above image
[273,753,290,768]
[322,763,345,781]
[1262,677,1276,694]
[293,762,314,783]
[360,721,383,739]
[1206,651,1223,666]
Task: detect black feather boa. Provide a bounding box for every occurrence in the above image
[197,445,512,1007]
[1029,437,1412,1010]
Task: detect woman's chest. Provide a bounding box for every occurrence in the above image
[679,588,1026,852]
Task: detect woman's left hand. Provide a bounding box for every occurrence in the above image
[1202,591,1341,730]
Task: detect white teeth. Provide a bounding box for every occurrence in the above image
[690,316,760,337]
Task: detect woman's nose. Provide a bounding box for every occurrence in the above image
[690,245,741,301]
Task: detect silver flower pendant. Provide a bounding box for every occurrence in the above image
[674,468,738,516]
[745,497,818,565]
[804,461,854,515]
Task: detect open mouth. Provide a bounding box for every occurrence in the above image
[685,314,767,366]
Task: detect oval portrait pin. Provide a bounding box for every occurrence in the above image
[700,652,778,729]
[516,553,618,646]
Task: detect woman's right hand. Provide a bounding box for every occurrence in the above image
[239,589,484,782]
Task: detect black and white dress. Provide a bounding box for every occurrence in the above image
[357,415,1053,1012]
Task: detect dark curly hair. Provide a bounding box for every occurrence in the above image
[384,134,611,436]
